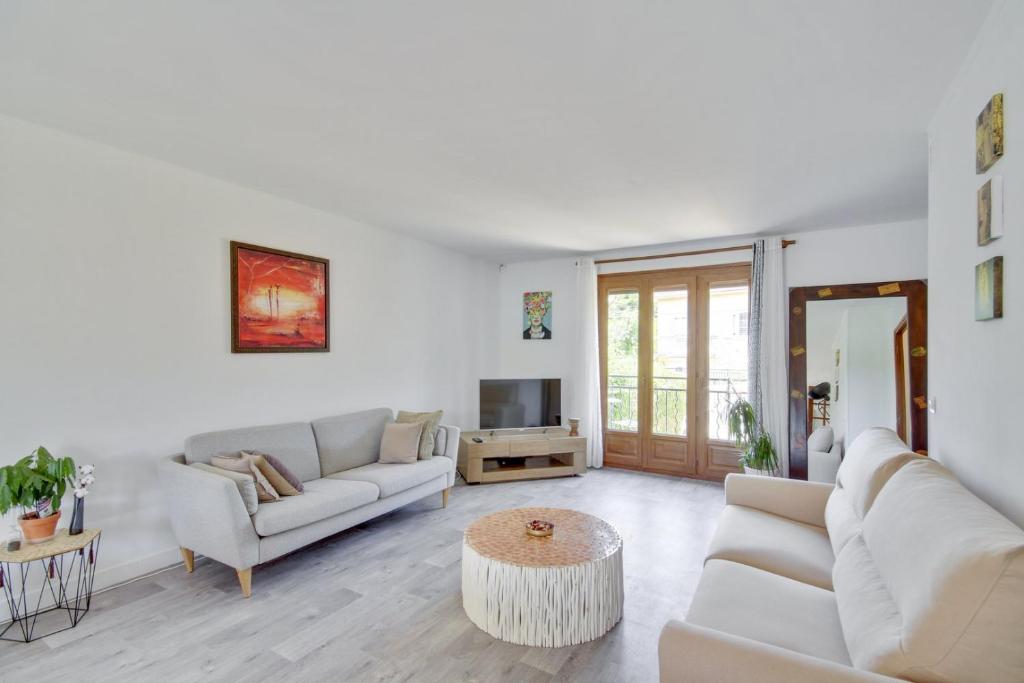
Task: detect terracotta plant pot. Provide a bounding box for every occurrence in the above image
[19,510,61,544]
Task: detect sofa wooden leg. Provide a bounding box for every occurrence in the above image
[236,568,252,598]
[442,487,451,508]
[181,547,195,573]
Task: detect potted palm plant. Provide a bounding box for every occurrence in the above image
[0,447,77,543]
[727,399,779,476]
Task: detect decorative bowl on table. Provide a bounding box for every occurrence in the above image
[525,519,554,537]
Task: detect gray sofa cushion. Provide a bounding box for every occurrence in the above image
[185,421,322,483]
[326,458,450,498]
[258,476,449,563]
[311,408,393,476]
[251,478,380,536]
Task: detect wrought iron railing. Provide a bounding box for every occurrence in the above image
[607,373,747,439]
[607,374,642,432]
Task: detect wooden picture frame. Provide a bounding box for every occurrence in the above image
[977,176,1004,246]
[976,93,1004,174]
[975,256,1003,321]
[788,280,928,479]
[230,241,330,353]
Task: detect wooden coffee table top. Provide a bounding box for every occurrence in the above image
[465,508,621,568]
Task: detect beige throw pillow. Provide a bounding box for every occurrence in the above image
[396,410,443,460]
[379,422,423,464]
[240,451,302,496]
[210,453,280,503]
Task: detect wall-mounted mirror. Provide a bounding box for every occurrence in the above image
[788,281,927,481]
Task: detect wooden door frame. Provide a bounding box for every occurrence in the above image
[598,276,645,470]
[643,270,699,475]
[893,315,909,443]
[788,280,928,480]
[598,270,699,475]
[695,265,753,479]
[599,262,750,480]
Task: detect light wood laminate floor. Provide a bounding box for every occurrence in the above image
[1,468,724,682]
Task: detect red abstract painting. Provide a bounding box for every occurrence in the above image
[231,242,329,352]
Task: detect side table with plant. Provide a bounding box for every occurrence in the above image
[0,447,78,544]
[726,399,780,476]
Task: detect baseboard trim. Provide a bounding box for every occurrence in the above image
[0,545,183,626]
[1,478,456,626]
[92,546,184,592]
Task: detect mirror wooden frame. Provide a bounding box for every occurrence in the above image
[788,280,928,480]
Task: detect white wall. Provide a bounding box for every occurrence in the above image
[0,115,493,590]
[927,0,1024,527]
[833,312,850,447]
[806,298,907,449]
[806,303,847,388]
[587,219,927,284]
[844,300,907,443]
[805,302,846,444]
[494,220,928,446]
[784,220,927,287]
[491,257,580,424]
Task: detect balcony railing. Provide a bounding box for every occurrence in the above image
[607,373,748,440]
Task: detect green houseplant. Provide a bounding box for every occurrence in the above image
[727,399,779,476]
[0,447,77,543]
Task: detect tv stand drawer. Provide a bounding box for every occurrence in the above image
[509,440,550,457]
[473,441,509,458]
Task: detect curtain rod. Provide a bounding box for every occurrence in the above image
[594,239,796,265]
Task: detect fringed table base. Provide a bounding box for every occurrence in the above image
[461,508,624,647]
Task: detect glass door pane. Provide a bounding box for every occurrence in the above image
[606,290,640,432]
[652,288,688,436]
[707,283,749,440]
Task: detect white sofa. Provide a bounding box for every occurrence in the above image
[158,408,459,597]
[659,428,1024,683]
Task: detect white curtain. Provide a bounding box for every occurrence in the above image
[751,239,789,477]
[575,257,604,467]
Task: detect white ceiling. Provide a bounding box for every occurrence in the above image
[0,1,991,260]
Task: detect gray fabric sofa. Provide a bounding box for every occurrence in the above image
[158,407,459,597]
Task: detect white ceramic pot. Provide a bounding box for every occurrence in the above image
[743,466,776,477]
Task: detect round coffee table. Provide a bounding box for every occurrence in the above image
[462,507,623,647]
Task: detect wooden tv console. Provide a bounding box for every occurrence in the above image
[457,427,587,484]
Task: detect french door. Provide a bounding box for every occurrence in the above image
[598,264,751,480]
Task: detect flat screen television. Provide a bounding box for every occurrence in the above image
[479,379,561,429]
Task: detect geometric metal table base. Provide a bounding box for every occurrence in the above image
[0,530,101,643]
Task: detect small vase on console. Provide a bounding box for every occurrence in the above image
[69,463,96,536]
[69,496,85,535]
